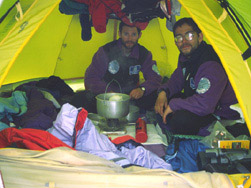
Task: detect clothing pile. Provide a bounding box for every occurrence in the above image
[0,76,74,131]
[0,102,173,170]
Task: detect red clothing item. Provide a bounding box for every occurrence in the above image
[111,135,138,144]
[0,128,73,151]
[73,0,148,32]
[73,108,88,148]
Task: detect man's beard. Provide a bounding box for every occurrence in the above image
[180,44,198,56]
[121,40,137,50]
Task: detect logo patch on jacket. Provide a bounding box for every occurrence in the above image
[196,77,211,94]
[152,64,160,75]
[190,77,195,89]
[129,65,141,75]
[182,68,186,76]
[108,60,119,74]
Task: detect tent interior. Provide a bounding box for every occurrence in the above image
[0,0,251,187]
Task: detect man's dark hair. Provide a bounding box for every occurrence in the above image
[119,22,141,34]
[173,17,201,35]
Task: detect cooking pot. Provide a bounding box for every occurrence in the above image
[96,93,130,119]
[126,105,140,123]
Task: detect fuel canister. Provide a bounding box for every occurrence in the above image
[135,118,148,143]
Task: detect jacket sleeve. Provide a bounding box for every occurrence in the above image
[158,62,184,99]
[169,61,228,116]
[84,47,112,94]
[139,52,162,95]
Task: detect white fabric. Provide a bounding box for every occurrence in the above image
[48,103,172,169]
[0,147,234,188]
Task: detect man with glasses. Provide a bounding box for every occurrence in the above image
[154,17,240,135]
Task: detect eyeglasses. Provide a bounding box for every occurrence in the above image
[174,31,195,43]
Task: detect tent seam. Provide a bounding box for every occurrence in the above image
[157,18,169,69]
[53,14,75,76]
[0,0,39,46]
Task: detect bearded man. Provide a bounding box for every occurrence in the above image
[70,22,162,113]
[155,18,240,135]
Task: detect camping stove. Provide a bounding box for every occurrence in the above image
[98,117,128,135]
[87,113,128,134]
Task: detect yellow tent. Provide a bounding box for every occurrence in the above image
[0,0,251,187]
[1,0,250,133]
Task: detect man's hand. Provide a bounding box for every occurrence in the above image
[162,105,173,123]
[130,88,144,99]
[155,91,168,116]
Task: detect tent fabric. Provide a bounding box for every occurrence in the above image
[0,147,235,188]
[0,3,250,134]
[0,0,18,22]
[0,0,251,185]
[227,0,251,45]
[0,0,250,134]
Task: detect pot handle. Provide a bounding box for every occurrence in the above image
[105,79,122,94]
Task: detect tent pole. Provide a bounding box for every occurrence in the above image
[113,20,118,41]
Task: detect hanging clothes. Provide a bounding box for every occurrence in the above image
[59,0,89,15]
[59,0,92,41]
[121,0,168,22]
[165,0,181,31]
[74,0,149,32]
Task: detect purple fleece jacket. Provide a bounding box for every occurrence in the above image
[159,55,240,120]
[84,39,162,96]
